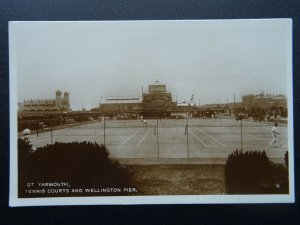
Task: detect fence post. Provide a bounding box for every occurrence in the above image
[104,116,106,146]
[240,119,243,150]
[50,127,53,145]
[157,119,159,158]
[186,111,189,158]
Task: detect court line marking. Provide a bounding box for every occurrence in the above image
[136,127,152,148]
[115,146,137,148]
[207,145,288,148]
[118,128,143,148]
[117,121,157,149]
[29,135,50,143]
[117,127,152,149]
[86,135,99,141]
[195,128,227,147]
[188,129,208,147]
[231,129,265,141]
[244,133,265,140]
[33,139,51,145]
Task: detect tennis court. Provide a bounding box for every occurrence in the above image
[24,117,288,162]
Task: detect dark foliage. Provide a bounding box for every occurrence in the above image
[285,151,289,167]
[18,138,33,193]
[18,139,133,197]
[225,149,289,194]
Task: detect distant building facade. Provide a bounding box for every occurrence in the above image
[241,92,288,120]
[142,81,177,117]
[242,92,287,109]
[99,81,178,118]
[18,90,71,113]
[99,96,142,115]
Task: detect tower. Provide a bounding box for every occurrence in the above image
[148,80,166,93]
[63,91,70,110]
[142,80,175,117]
[55,90,62,108]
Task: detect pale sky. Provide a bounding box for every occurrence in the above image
[11,19,291,110]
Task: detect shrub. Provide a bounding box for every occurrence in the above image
[18,139,133,197]
[284,151,288,167]
[225,149,288,194]
[18,138,33,193]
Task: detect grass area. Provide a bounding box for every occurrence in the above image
[128,164,225,195]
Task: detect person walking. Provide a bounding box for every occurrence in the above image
[270,123,280,147]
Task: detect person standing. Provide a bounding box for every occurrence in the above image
[143,119,148,130]
[22,128,30,143]
[270,123,280,147]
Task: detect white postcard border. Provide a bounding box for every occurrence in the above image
[9,19,295,206]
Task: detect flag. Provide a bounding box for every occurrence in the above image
[190,94,194,101]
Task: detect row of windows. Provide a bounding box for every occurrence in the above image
[149,85,166,92]
[106,98,140,101]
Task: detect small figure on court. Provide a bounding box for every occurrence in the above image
[270,123,280,147]
[22,128,31,143]
[143,119,148,129]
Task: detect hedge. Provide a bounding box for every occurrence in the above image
[18,139,134,197]
[225,149,288,194]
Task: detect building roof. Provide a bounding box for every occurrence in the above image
[253,96,272,100]
[149,80,165,86]
[101,96,142,104]
[272,96,287,100]
[253,95,287,101]
[177,102,196,107]
[23,99,56,106]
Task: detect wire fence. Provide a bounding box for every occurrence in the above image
[22,116,288,157]
[43,116,282,129]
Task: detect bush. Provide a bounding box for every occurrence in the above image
[18,139,133,197]
[225,149,288,194]
[284,151,288,167]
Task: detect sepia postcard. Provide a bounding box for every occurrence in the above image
[9,19,294,206]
